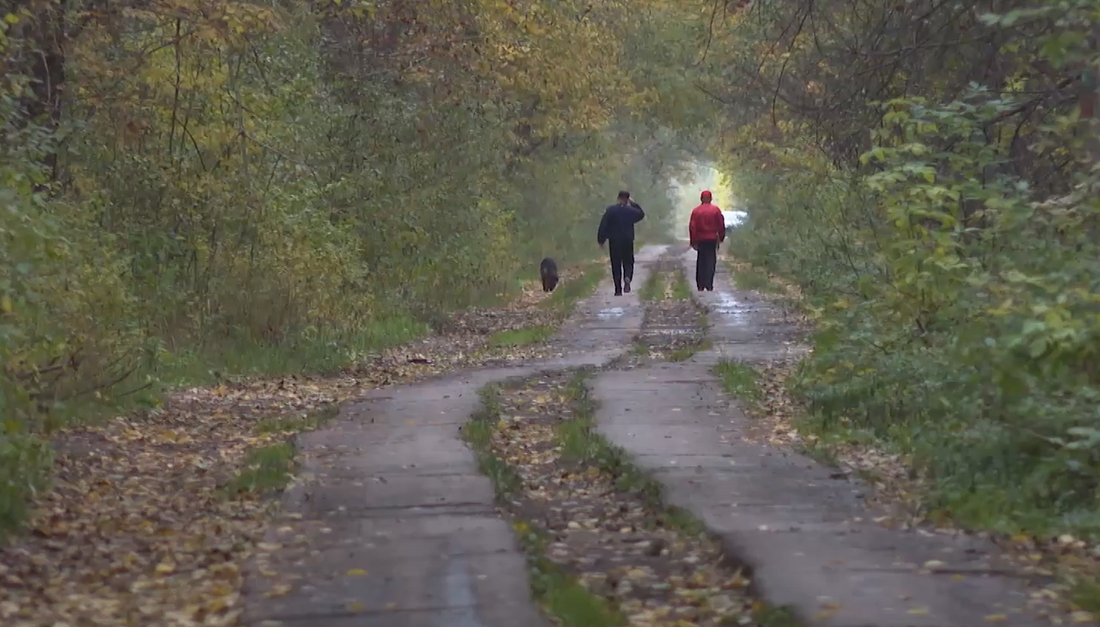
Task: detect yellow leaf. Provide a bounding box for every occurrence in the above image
[346,568,368,576]
[155,561,176,575]
[346,601,365,612]
[908,607,930,616]
[0,295,11,313]
[984,615,1008,622]
[266,583,292,597]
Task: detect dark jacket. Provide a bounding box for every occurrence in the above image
[597,201,645,245]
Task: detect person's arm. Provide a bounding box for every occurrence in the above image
[717,209,726,244]
[688,209,699,249]
[630,201,645,222]
[597,208,610,245]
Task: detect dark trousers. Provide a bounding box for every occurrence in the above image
[695,240,718,291]
[607,238,635,292]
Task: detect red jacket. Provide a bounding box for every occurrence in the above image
[689,202,726,246]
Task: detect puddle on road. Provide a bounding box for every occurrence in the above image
[596,307,625,319]
[646,327,695,336]
[712,292,756,325]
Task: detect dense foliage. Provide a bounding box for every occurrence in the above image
[0,0,713,530]
[716,0,1100,535]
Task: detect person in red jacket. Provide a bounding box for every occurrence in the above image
[688,190,726,291]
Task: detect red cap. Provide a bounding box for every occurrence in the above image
[700,190,712,202]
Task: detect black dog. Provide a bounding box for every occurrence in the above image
[540,257,559,292]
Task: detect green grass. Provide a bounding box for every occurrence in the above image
[670,269,692,300]
[256,403,340,435]
[558,370,705,534]
[158,316,428,386]
[667,338,711,362]
[461,384,523,494]
[1069,577,1100,616]
[731,266,784,294]
[488,325,555,348]
[517,524,626,627]
[754,604,801,627]
[639,269,666,301]
[543,262,605,315]
[225,442,297,496]
[712,360,762,403]
[463,379,624,625]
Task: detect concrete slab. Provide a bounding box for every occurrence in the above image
[242,246,664,627]
[592,365,1050,627]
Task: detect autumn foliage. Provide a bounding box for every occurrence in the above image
[0,0,701,531]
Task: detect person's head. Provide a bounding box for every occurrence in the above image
[617,190,630,205]
[700,190,712,203]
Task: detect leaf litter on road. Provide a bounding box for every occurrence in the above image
[468,371,759,626]
[0,272,595,627]
[613,257,707,370]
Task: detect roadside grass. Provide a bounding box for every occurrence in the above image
[158,316,428,386]
[730,266,785,294]
[256,403,340,434]
[224,442,297,496]
[543,262,605,316]
[225,403,342,498]
[489,325,555,348]
[485,261,604,351]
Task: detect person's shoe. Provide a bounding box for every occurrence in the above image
[623,279,631,293]
[614,290,623,296]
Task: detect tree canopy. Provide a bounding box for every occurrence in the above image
[4,0,1100,547]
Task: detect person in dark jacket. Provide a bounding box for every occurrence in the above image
[597,191,645,295]
[688,190,726,291]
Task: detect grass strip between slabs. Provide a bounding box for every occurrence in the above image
[463,369,794,626]
[670,267,693,301]
[640,268,666,302]
[629,259,711,366]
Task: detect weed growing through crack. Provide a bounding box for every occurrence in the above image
[712,360,761,404]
